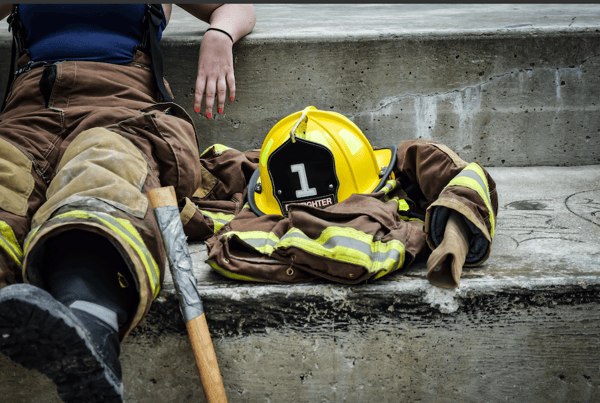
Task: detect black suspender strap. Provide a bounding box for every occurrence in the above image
[1,36,17,113]
[2,4,174,112]
[141,4,174,103]
[1,5,24,113]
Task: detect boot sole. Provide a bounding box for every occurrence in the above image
[0,284,123,403]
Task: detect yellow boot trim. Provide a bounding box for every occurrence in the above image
[0,221,23,268]
[25,210,161,299]
[223,230,280,255]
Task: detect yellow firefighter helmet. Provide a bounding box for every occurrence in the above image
[248,106,397,216]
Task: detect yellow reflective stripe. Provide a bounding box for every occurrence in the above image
[23,226,40,253]
[394,197,410,212]
[200,210,235,233]
[383,197,422,222]
[279,227,404,274]
[447,162,495,238]
[28,210,160,299]
[221,225,404,279]
[0,221,23,268]
[399,215,423,223]
[380,179,397,195]
[98,213,160,299]
[225,230,280,255]
[200,143,230,158]
[207,260,265,282]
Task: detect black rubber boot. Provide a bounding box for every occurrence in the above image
[0,230,137,403]
[0,283,124,402]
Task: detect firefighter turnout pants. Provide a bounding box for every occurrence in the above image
[0,52,201,338]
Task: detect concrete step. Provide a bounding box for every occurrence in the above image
[2,164,599,402]
[1,5,600,166]
[1,5,600,403]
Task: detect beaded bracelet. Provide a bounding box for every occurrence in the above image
[205,27,233,43]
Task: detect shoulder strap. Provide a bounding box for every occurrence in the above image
[140,4,174,103]
[3,5,175,112]
[1,5,22,113]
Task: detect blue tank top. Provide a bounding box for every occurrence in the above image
[19,4,166,64]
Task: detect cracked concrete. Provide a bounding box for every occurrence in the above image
[1,5,600,403]
[356,63,593,146]
[168,6,599,167]
[2,5,600,166]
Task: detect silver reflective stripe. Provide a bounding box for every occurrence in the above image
[455,168,492,207]
[280,231,402,267]
[321,235,402,264]
[70,300,118,332]
[241,235,278,252]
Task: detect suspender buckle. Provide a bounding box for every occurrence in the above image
[15,61,48,77]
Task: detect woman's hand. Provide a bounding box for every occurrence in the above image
[194,29,235,118]
[176,4,256,119]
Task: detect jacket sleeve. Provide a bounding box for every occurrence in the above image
[180,144,259,241]
[393,139,498,266]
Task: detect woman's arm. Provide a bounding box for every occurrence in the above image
[176,4,256,118]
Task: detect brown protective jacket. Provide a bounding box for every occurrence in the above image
[182,140,498,286]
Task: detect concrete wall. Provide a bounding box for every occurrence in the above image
[163,32,600,168]
[1,5,600,167]
[0,6,599,403]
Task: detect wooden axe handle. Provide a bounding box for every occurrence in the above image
[148,186,227,403]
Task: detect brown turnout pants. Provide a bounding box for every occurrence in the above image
[0,52,201,338]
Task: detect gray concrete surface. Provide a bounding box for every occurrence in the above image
[163,5,600,167]
[2,164,599,402]
[1,5,600,402]
[1,5,600,166]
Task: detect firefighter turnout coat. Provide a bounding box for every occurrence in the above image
[181,139,498,286]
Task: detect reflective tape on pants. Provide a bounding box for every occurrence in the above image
[25,210,161,299]
[0,221,23,268]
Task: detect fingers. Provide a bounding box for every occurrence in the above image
[203,78,217,118]
[192,32,235,119]
[194,73,235,119]
[227,71,236,104]
[216,75,227,114]
[193,76,205,115]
